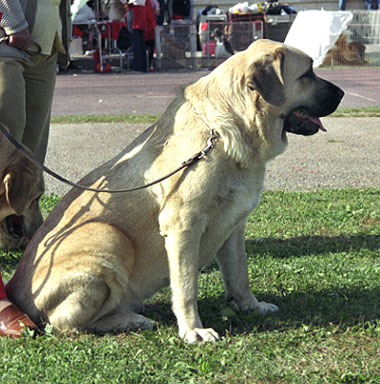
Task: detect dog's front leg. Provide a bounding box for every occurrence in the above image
[216,223,279,314]
[162,219,220,343]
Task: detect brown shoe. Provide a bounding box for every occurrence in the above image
[0,303,39,338]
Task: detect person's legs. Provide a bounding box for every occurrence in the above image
[133,29,147,72]
[364,0,377,9]
[130,29,146,72]
[0,58,27,142]
[0,54,55,337]
[146,39,154,70]
[22,52,58,163]
[0,53,57,163]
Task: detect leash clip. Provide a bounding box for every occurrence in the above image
[198,129,219,159]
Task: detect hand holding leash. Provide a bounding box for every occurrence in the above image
[0,29,41,55]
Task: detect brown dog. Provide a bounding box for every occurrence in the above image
[7,40,344,342]
[322,34,368,66]
[0,130,44,249]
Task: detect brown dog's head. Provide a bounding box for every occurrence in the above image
[0,152,44,249]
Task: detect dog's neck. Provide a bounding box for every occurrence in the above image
[187,97,284,170]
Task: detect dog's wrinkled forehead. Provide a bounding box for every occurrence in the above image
[281,45,314,81]
[244,40,313,80]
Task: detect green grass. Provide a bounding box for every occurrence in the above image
[50,107,380,125]
[1,189,379,383]
[331,106,380,118]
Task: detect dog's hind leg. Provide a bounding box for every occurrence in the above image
[216,222,279,314]
[34,222,138,333]
[85,310,155,334]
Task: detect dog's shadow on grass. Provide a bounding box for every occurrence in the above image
[145,287,380,337]
[145,234,380,336]
[245,234,380,259]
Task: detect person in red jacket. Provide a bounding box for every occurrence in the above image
[125,0,147,72]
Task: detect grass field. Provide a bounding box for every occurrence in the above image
[1,188,379,383]
[49,106,380,125]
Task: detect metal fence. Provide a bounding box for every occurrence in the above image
[154,10,380,70]
[155,21,198,70]
[322,10,380,66]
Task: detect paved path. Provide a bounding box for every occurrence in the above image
[46,68,380,195]
[52,67,380,115]
[45,117,380,195]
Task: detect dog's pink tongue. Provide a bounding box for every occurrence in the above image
[309,116,327,132]
[294,111,327,132]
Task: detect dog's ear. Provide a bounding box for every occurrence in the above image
[246,48,285,106]
[3,171,32,216]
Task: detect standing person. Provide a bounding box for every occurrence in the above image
[0,0,71,338]
[124,0,147,72]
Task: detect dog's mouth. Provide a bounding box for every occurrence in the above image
[4,215,25,239]
[284,110,327,136]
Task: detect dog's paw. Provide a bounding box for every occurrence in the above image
[181,328,220,343]
[256,301,279,315]
[131,314,156,330]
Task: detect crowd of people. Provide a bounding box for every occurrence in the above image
[72,0,193,72]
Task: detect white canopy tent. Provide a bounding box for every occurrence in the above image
[284,10,353,67]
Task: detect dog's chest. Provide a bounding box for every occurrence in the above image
[199,173,263,263]
[213,170,263,214]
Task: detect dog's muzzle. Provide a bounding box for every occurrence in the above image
[284,110,327,136]
[284,82,345,136]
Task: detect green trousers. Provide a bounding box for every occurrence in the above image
[0,52,57,163]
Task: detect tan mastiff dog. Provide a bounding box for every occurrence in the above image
[0,130,44,249]
[7,40,344,342]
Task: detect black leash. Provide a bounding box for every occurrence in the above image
[0,122,218,193]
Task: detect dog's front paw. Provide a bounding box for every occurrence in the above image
[181,328,220,343]
[256,301,279,315]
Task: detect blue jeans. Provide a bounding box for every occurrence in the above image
[126,10,147,72]
[365,0,379,9]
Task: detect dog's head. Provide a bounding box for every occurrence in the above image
[0,153,44,249]
[242,40,344,135]
[187,40,344,165]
